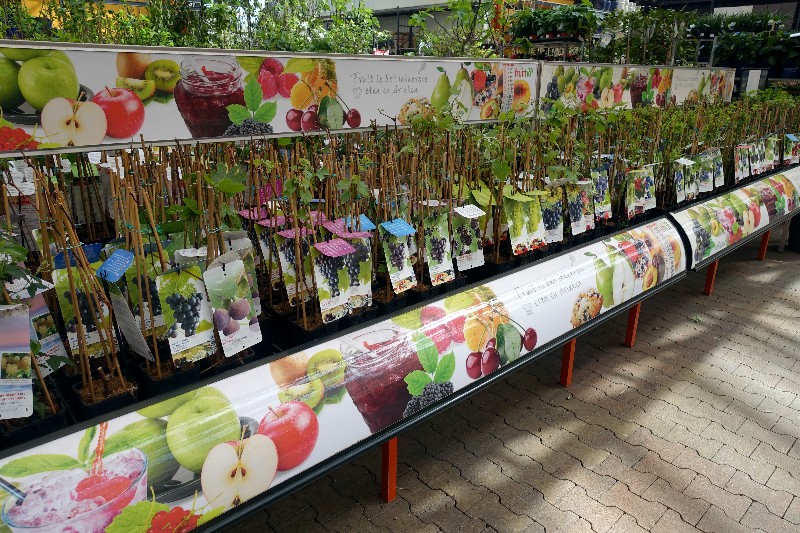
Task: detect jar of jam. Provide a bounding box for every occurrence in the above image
[174,57,245,138]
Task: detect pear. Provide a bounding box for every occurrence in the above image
[431,72,451,113]
[594,255,615,309]
[599,69,613,91]
[611,255,636,306]
[454,67,471,95]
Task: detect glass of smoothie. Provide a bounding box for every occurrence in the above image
[174,56,245,138]
[341,327,423,434]
[2,448,148,533]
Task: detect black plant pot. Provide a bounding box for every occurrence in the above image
[289,317,339,346]
[207,348,259,377]
[372,288,408,316]
[342,305,378,329]
[407,284,439,305]
[72,378,139,422]
[137,362,200,398]
[1,419,40,447]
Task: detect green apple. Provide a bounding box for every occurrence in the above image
[45,50,74,69]
[194,386,230,402]
[0,57,24,111]
[137,390,197,419]
[105,419,180,487]
[0,47,48,62]
[18,56,79,111]
[166,396,240,473]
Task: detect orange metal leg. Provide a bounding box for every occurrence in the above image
[757,230,771,260]
[560,339,577,387]
[381,437,398,502]
[624,303,641,348]
[704,259,719,296]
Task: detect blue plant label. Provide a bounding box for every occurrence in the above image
[53,243,103,269]
[95,250,135,282]
[346,214,376,231]
[380,218,416,237]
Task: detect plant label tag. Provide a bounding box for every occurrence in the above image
[454,204,486,219]
[95,250,134,283]
[314,239,356,257]
[380,219,416,237]
[109,290,155,362]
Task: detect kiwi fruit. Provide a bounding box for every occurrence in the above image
[277,378,324,409]
[306,349,346,391]
[116,76,156,100]
[144,59,181,94]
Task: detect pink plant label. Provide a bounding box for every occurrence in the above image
[314,238,356,257]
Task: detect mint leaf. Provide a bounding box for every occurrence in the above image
[78,426,96,465]
[433,352,455,383]
[254,101,277,124]
[0,455,82,477]
[405,370,432,396]
[244,78,264,112]
[414,333,438,374]
[391,308,422,330]
[236,56,264,75]
[227,104,250,125]
[106,500,170,533]
[284,58,315,73]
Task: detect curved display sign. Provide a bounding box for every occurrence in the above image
[671,167,800,269]
[0,218,685,532]
[0,41,537,155]
[539,62,734,110]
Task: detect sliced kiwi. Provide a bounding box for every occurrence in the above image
[306,348,346,390]
[144,59,181,94]
[116,76,156,100]
[277,378,324,409]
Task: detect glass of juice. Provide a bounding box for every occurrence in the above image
[174,56,245,138]
[2,448,148,533]
[341,327,422,434]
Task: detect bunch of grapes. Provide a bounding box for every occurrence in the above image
[166,293,203,337]
[692,219,711,261]
[428,236,448,263]
[344,241,370,286]
[387,242,406,271]
[456,222,476,254]
[542,201,563,231]
[643,173,655,198]
[131,275,161,316]
[594,173,609,204]
[63,290,97,333]
[567,195,584,224]
[317,255,345,298]
[278,238,296,267]
[541,76,559,112]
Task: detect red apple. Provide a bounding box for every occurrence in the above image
[258,401,318,471]
[92,87,145,139]
[749,200,761,227]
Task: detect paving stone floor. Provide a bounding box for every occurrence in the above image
[232,240,800,532]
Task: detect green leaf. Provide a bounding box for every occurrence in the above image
[184,197,200,215]
[391,308,422,330]
[106,500,170,533]
[284,58,315,73]
[405,370,432,396]
[196,319,212,333]
[319,96,344,130]
[78,426,96,465]
[414,333,438,374]
[254,101,277,124]
[0,454,82,477]
[197,507,226,527]
[227,104,250,125]
[496,323,522,364]
[433,352,455,383]
[207,177,246,195]
[236,56,264,75]
[244,78,264,112]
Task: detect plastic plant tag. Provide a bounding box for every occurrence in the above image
[95,250,134,283]
[108,289,155,362]
[695,153,714,193]
[686,166,700,201]
[345,214,376,232]
[379,226,417,294]
[311,240,355,323]
[706,148,724,188]
[540,187,565,243]
[748,141,765,176]
[591,169,612,221]
[210,246,261,317]
[380,218,416,237]
[238,206,270,220]
[784,134,799,164]
[255,215,287,228]
[453,204,485,219]
[258,181,283,203]
[0,304,33,420]
[423,213,455,286]
[125,254,166,331]
[452,210,484,270]
[673,161,687,204]
[341,237,372,310]
[503,196,545,255]
[26,294,68,378]
[4,267,53,301]
[54,243,103,269]
[203,259,262,357]
[254,225,282,289]
[274,232,313,305]
[735,145,751,183]
[565,183,594,236]
[764,136,777,172]
[156,265,215,364]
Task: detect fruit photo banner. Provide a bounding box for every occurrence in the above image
[0,217,685,532]
[539,63,735,110]
[0,41,539,154]
[672,166,800,269]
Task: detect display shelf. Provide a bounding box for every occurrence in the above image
[0,216,686,532]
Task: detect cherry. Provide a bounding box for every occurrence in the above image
[466,352,482,379]
[307,104,319,114]
[485,337,496,350]
[346,109,361,128]
[481,347,500,375]
[523,327,538,351]
[301,110,320,131]
[286,109,303,131]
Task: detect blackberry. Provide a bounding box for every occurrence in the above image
[224,119,274,137]
[403,381,454,418]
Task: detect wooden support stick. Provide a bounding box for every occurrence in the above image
[560,339,577,387]
[381,437,398,503]
[624,303,642,348]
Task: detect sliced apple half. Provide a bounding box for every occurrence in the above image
[201,434,278,510]
[41,98,107,147]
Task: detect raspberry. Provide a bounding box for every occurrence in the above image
[471,70,487,92]
[257,70,278,99]
[148,507,199,533]
[260,57,284,77]
[277,72,298,98]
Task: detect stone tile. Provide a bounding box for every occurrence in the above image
[696,505,753,533]
[635,451,696,492]
[701,422,757,457]
[643,479,710,526]
[735,419,792,454]
[672,449,735,488]
[713,445,774,485]
[555,486,623,533]
[627,426,685,463]
[651,509,702,533]
[600,481,667,530]
[608,513,648,533]
[766,468,800,498]
[724,471,793,517]
[594,455,657,495]
[370,498,440,533]
[516,489,581,532]
[785,497,800,525]
[741,501,799,533]
[554,457,617,499]
[684,475,751,522]
[750,441,800,477]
